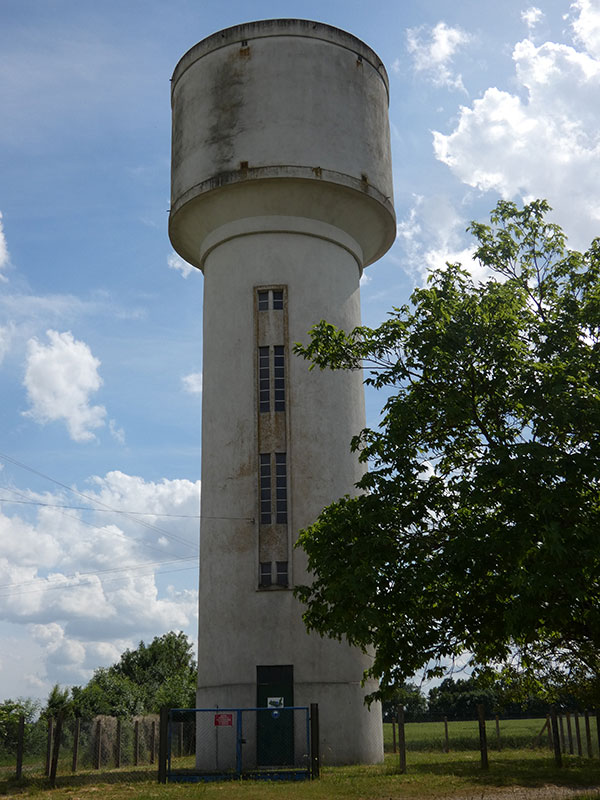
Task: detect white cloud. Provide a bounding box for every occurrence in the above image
[168,252,195,279]
[396,195,489,283]
[0,470,199,693]
[572,0,600,58]
[182,372,202,395]
[23,329,107,443]
[0,212,9,281]
[406,22,471,91]
[521,7,544,32]
[433,5,600,249]
[109,419,125,445]
[0,323,14,366]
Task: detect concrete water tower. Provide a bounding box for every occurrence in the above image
[169,19,395,765]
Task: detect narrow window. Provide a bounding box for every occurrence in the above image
[275,453,287,524]
[273,346,285,411]
[258,290,269,311]
[272,290,284,310]
[258,347,270,412]
[260,562,272,587]
[260,454,271,524]
[276,561,288,587]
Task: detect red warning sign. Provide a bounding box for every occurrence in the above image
[214,713,233,727]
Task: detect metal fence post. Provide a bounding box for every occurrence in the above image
[158,707,169,784]
[310,703,320,779]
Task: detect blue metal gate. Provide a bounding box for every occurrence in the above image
[166,707,312,782]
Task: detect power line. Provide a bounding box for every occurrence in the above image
[0,561,198,599]
[0,452,199,552]
[1,485,196,562]
[0,494,200,518]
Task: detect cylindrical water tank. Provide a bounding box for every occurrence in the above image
[170,19,395,270]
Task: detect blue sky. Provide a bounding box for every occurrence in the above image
[0,0,599,701]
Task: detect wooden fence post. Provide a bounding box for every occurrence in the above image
[134,720,140,766]
[546,715,553,750]
[397,707,406,774]
[575,713,582,756]
[94,718,102,770]
[551,708,562,768]
[115,718,122,768]
[392,716,397,753]
[559,715,566,752]
[566,712,574,754]
[584,711,592,758]
[72,717,80,773]
[45,717,54,776]
[49,712,63,788]
[150,719,156,764]
[495,715,501,750]
[443,716,449,753]
[477,704,488,771]
[15,714,25,780]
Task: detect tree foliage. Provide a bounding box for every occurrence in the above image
[71,631,196,717]
[294,200,600,702]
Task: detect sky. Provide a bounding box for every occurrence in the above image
[0,0,599,704]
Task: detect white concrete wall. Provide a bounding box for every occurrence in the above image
[197,229,382,764]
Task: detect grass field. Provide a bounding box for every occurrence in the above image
[383,717,584,753]
[2,720,600,800]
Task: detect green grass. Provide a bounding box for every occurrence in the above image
[2,720,600,799]
[2,750,600,799]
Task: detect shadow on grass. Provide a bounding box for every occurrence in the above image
[0,767,156,796]
[386,752,600,790]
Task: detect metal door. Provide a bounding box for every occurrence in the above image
[256,665,294,765]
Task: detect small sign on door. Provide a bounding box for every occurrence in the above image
[214,713,233,726]
[267,697,284,708]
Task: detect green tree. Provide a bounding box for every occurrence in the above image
[42,684,73,720]
[427,677,497,718]
[72,631,197,717]
[381,682,427,722]
[0,698,39,754]
[294,200,600,702]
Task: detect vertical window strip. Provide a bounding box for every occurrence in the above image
[272,290,284,310]
[258,290,269,311]
[257,288,284,310]
[276,561,288,587]
[260,561,272,587]
[260,454,272,524]
[273,346,285,411]
[275,452,288,524]
[258,347,270,413]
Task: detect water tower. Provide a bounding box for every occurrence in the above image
[169,19,395,765]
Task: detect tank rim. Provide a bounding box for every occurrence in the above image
[171,18,389,97]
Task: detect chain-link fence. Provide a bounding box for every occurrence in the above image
[168,707,313,781]
[2,714,159,784]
